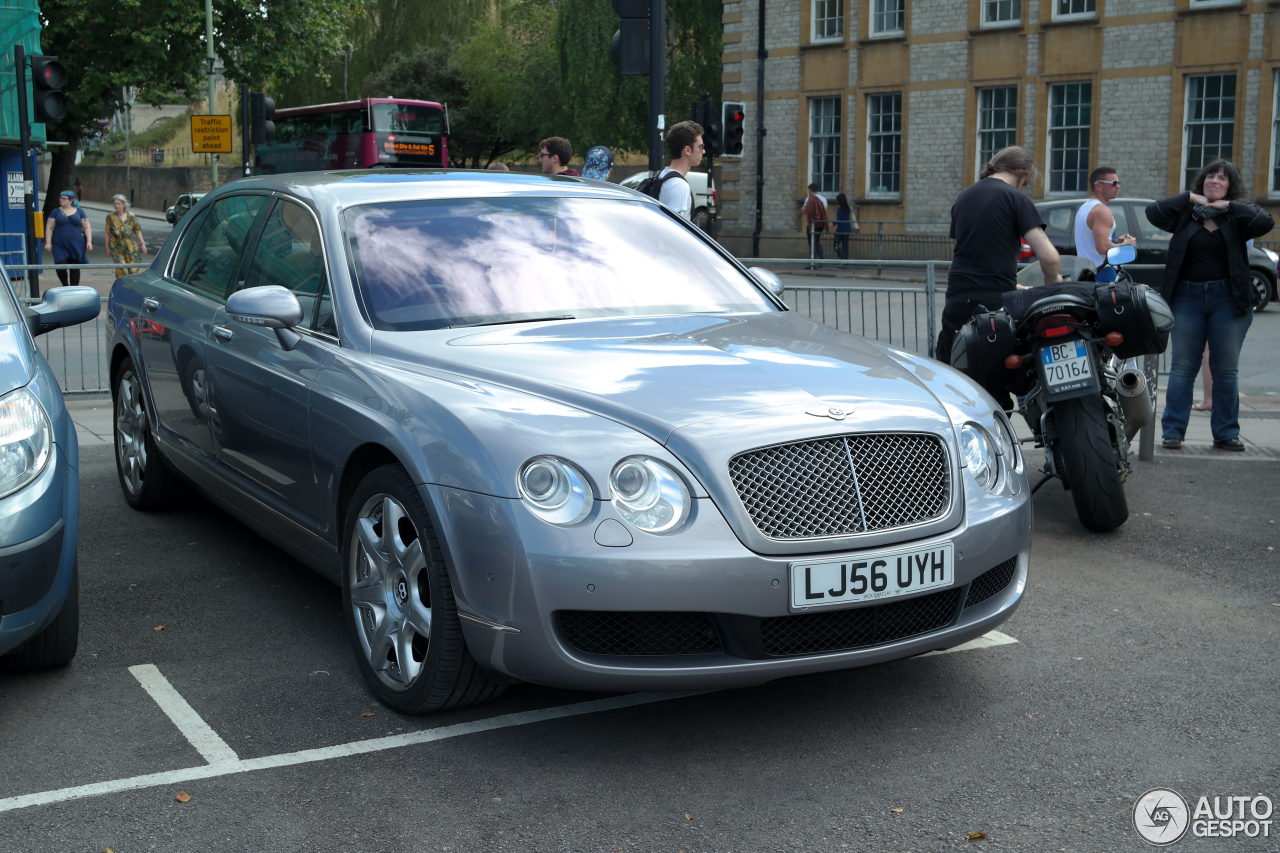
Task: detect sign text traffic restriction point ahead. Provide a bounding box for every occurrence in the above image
[190,115,233,154]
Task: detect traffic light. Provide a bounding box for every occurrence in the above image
[29,56,68,124]
[720,101,746,157]
[250,92,276,144]
[692,95,721,157]
[610,0,650,77]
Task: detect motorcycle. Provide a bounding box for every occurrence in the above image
[952,244,1173,532]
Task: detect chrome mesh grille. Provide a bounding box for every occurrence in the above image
[728,433,950,539]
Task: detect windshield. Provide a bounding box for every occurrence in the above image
[370,104,445,135]
[0,274,19,324]
[344,197,775,330]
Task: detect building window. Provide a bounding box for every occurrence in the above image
[1271,72,1280,196]
[982,0,1020,27]
[978,87,1018,175]
[809,97,841,193]
[870,0,904,36]
[1047,82,1091,194]
[1053,0,1095,19]
[1184,73,1235,189]
[813,0,843,41]
[867,92,901,195]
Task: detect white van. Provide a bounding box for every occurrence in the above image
[618,170,715,231]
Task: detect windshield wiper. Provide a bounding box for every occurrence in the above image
[448,315,576,328]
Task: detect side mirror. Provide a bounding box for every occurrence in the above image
[748,266,785,299]
[1107,243,1137,266]
[26,285,101,337]
[226,285,304,350]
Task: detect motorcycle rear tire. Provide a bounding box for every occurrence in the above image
[1053,394,1129,532]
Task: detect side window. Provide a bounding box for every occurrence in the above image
[172,195,268,299]
[243,199,334,336]
[1047,205,1075,239]
[1109,205,1130,242]
[1128,203,1169,244]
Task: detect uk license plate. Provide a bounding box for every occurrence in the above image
[1040,339,1094,395]
[789,543,954,610]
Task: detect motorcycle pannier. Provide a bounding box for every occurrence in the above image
[1093,282,1173,358]
[950,307,1020,396]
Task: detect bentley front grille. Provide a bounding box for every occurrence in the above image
[728,433,950,539]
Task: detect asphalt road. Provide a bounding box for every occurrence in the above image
[1,434,1277,850]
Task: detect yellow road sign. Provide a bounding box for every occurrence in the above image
[191,115,233,153]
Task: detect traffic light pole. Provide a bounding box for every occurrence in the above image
[647,0,666,173]
[13,44,39,298]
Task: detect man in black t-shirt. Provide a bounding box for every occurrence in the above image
[936,146,1062,369]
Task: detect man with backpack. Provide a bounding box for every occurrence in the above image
[636,120,704,220]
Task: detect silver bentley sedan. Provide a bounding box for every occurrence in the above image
[107,170,1031,713]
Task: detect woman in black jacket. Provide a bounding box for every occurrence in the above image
[1146,160,1273,451]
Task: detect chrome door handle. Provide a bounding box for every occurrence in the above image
[212,326,234,342]
[142,297,160,311]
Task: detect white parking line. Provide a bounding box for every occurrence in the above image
[1,630,1018,814]
[128,664,239,765]
[921,629,1018,657]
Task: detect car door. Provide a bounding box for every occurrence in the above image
[138,193,269,458]
[204,198,334,531]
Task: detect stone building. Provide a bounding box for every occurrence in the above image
[716,0,1280,256]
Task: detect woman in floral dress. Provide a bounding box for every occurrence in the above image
[105,193,147,276]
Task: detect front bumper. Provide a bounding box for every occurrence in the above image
[0,446,78,656]
[430,483,1031,692]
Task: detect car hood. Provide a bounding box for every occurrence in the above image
[0,324,35,397]
[372,312,953,442]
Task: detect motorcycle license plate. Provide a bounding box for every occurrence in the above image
[1039,340,1098,398]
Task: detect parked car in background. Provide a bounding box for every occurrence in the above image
[106,170,1031,714]
[0,272,101,669]
[164,192,206,225]
[618,169,715,231]
[1034,197,1279,311]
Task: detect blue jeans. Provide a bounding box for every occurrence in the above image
[1161,279,1253,441]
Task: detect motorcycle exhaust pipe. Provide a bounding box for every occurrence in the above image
[1115,367,1153,440]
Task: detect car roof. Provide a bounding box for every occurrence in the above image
[207,169,656,209]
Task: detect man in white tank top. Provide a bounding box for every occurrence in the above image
[1073,166,1137,266]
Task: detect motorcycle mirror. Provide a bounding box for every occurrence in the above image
[1107,243,1137,266]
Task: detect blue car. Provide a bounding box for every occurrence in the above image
[0,274,100,669]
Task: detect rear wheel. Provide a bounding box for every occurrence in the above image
[1250,268,1272,312]
[342,465,506,713]
[1052,395,1129,532]
[2,564,78,670]
[114,360,176,510]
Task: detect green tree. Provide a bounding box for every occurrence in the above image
[36,0,359,209]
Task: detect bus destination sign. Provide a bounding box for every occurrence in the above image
[191,115,233,153]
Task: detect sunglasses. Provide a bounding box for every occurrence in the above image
[1094,179,1121,187]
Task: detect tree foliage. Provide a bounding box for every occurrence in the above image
[277,0,722,164]
[35,0,359,207]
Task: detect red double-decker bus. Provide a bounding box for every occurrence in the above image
[256,97,449,173]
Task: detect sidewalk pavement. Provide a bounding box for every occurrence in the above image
[63,388,1280,457]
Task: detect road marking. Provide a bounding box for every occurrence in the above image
[921,629,1018,657]
[128,664,239,765]
[1,630,1017,814]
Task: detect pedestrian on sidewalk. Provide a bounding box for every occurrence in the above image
[44,190,92,286]
[105,193,148,277]
[1146,158,1274,451]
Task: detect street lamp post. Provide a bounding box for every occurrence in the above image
[205,0,218,187]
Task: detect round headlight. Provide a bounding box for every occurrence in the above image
[0,388,53,499]
[993,411,1023,473]
[518,456,593,526]
[609,456,690,534]
[959,423,997,492]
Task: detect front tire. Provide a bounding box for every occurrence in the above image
[342,465,506,713]
[113,360,175,510]
[1052,395,1129,532]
